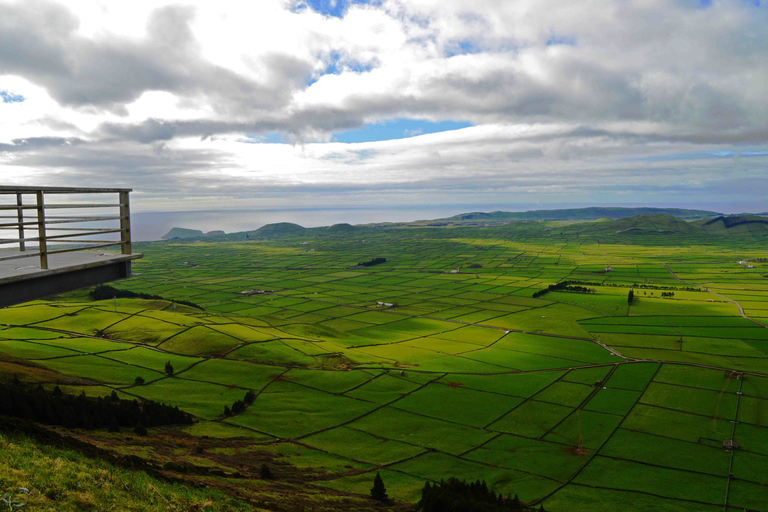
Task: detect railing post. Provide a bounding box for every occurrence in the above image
[36,190,48,269]
[119,191,131,255]
[16,193,25,252]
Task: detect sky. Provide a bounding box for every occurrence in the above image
[1,0,767,214]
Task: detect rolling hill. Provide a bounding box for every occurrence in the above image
[393,207,722,227]
[248,222,306,237]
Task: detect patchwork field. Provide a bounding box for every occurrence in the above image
[2,221,768,510]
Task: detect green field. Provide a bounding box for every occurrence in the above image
[2,219,768,510]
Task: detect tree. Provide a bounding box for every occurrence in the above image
[223,405,232,417]
[164,361,174,376]
[628,289,634,306]
[231,400,246,414]
[259,463,274,480]
[134,376,145,386]
[371,472,388,502]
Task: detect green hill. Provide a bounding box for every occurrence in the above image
[161,227,205,240]
[573,214,703,235]
[327,223,359,233]
[400,207,721,227]
[696,215,768,235]
[248,222,306,237]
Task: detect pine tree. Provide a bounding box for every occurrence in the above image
[164,361,174,376]
[371,471,388,502]
[628,289,634,305]
[259,463,274,480]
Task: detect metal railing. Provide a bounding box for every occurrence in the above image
[0,186,133,270]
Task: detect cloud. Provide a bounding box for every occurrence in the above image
[0,0,766,213]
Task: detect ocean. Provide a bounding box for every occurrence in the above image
[130,206,498,242]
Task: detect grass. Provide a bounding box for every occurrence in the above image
[3,221,768,510]
[0,430,252,512]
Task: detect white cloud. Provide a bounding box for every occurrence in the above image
[0,0,766,213]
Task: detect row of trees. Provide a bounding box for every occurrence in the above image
[358,257,386,267]
[0,378,192,431]
[222,390,256,418]
[533,281,596,298]
[417,477,545,511]
[370,473,545,510]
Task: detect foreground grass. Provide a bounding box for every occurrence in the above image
[0,430,253,512]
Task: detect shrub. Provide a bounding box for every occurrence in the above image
[371,472,388,502]
[259,463,274,480]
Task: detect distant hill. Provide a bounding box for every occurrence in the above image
[584,214,703,235]
[696,215,768,235]
[161,227,226,240]
[327,223,359,233]
[429,207,721,226]
[161,227,204,240]
[248,222,306,237]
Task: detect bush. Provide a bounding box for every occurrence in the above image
[371,472,388,502]
[417,478,542,511]
[231,400,246,415]
[133,424,148,436]
[259,463,274,480]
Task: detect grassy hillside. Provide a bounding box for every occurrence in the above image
[161,227,205,239]
[327,223,360,233]
[248,222,307,237]
[578,214,703,235]
[696,215,768,235]
[3,221,768,511]
[0,428,252,512]
[425,207,721,226]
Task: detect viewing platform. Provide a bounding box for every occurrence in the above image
[0,186,142,307]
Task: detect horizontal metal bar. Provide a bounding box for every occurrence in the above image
[0,204,119,210]
[0,251,42,262]
[40,227,123,232]
[44,215,123,220]
[46,242,124,255]
[0,186,131,193]
[0,215,124,225]
[0,230,123,243]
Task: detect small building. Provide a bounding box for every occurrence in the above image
[723,440,739,450]
[240,289,267,296]
[603,266,613,272]
[449,269,460,274]
[376,301,394,308]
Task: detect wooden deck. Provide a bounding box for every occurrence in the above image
[0,249,141,307]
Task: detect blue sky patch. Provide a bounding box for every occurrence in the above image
[293,0,379,18]
[546,35,576,46]
[242,133,286,144]
[1,91,25,103]
[308,51,375,85]
[332,119,472,143]
[446,40,482,58]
